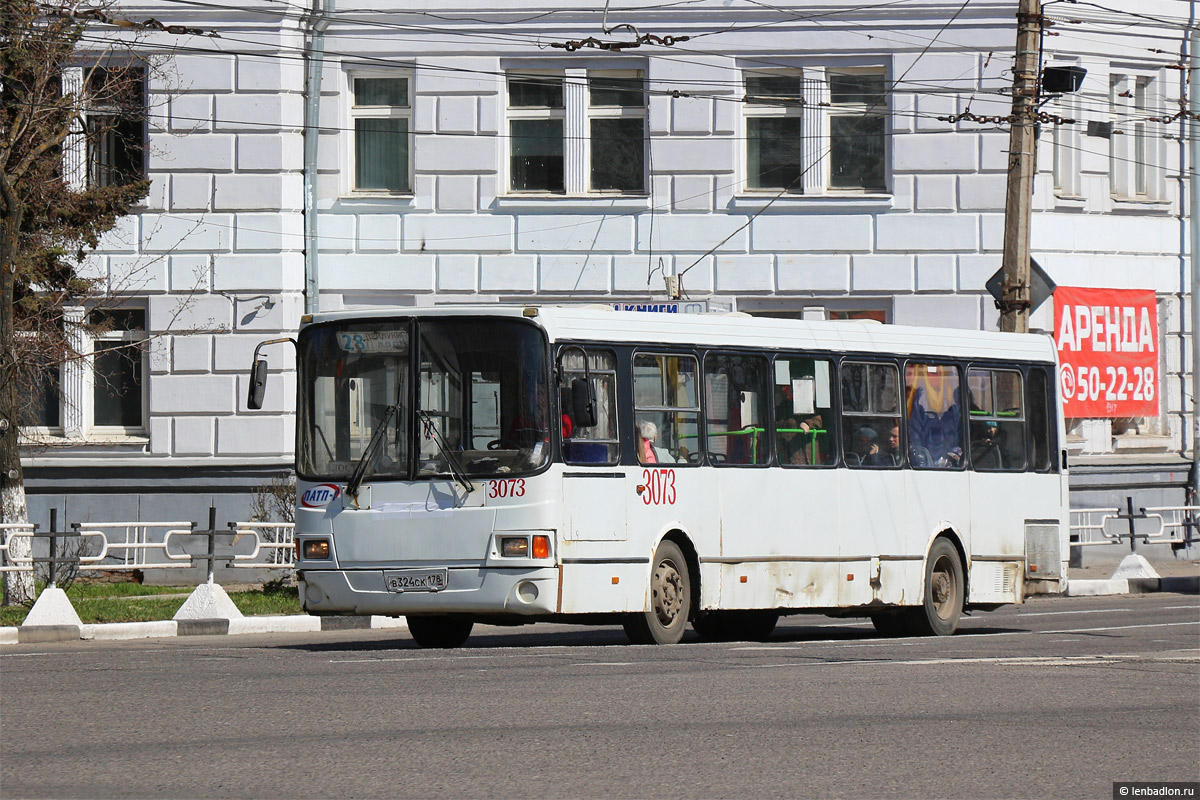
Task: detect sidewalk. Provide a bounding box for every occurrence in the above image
[1064,547,1200,597]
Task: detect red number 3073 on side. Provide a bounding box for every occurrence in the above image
[639,469,676,505]
[488,479,525,499]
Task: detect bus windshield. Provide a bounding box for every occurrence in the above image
[298,317,551,481]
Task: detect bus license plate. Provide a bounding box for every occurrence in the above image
[384,569,448,593]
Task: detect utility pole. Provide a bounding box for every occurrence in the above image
[999,0,1043,333]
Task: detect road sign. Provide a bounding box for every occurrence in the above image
[986,258,1057,312]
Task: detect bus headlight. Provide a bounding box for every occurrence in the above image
[302,539,331,559]
[500,537,528,557]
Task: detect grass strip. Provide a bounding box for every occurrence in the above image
[0,585,301,627]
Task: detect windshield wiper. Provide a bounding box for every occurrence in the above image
[345,404,399,504]
[416,410,476,495]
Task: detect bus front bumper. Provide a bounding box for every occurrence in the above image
[299,566,559,617]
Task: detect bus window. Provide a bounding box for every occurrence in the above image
[841,361,901,467]
[773,356,835,466]
[904,363,964,469]
[560,348,619,465]
[1028,367,1055,472]
[704,353,769,465]
[633,353,700,464]
[967,368,1027,471]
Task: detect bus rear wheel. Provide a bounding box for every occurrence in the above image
[908,538,964,636]
[624,540,691,645]
[407,615,474,648]
[693,610,779,642]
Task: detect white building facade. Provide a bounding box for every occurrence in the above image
[22,0,1197,524]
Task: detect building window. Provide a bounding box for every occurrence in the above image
[509,73,565,193]
[1109,73,1160,201]
[589,71,645,192]
[89,308,146,432]
[16,349,62,432]
[84,65,147,188]
[827,70,886,191]
[743,67,886,195]
[745,71,804,192]
[17,308,147,439]
[507,68,646,195]
[351,74,411,193]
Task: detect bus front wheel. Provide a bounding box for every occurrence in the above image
[624,540,691,645]
[407,615,474,648]
[908,538,964,636]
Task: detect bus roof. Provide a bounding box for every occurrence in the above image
[305,304,1057,364]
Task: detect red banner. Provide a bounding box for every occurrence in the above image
[1054,287,1158,418]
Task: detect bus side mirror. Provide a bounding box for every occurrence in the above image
[248,358,268,410]
[570,377,597,428]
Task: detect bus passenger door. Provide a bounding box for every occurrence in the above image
[560,347,627,541]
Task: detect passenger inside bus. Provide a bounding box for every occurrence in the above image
[637,420,659,464]
[849,426,879,465]
[777,414,824,465]
[971,420,1004,469]
[867,424,903,466]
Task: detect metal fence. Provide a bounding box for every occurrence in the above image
[0,513,295,581]
[1068,497,1199,551]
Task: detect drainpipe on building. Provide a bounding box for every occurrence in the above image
[1189,20,1200,513]
[303,0,333,316]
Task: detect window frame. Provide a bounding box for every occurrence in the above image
[839,358,903,469]
[966,366,1028,473]
[505,66,648,197]
[903,360,966,471]
[771,353,838,469]
[86,307,148,437]
[825,67,888,193]
[560,346,621,466]
[702,350,771,467]
[14,333,64,435]
[85,64,147,189]
[587,69,647,194]
[348,70,414,195]
[631,351,701,467]
[1108,71,1163,203]
[742,69,806,194]
[739,65,888,197]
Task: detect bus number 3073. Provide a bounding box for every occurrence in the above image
[488,479,526,498]
[639,469,677,505]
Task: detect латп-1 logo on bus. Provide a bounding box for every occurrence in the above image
[301,484,341,508]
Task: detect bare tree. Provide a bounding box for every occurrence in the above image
[0,1,192,603]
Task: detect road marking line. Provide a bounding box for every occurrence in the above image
[735,620,1199,651]
[745,651,1200,668]
[1008,608,1131,617]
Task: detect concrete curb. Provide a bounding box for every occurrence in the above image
[1065,575,1199,596]
[1,614,409,645]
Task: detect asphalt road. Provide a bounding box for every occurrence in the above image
[2,593,1197,800]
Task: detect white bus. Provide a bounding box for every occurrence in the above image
[249,305,1068,647]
